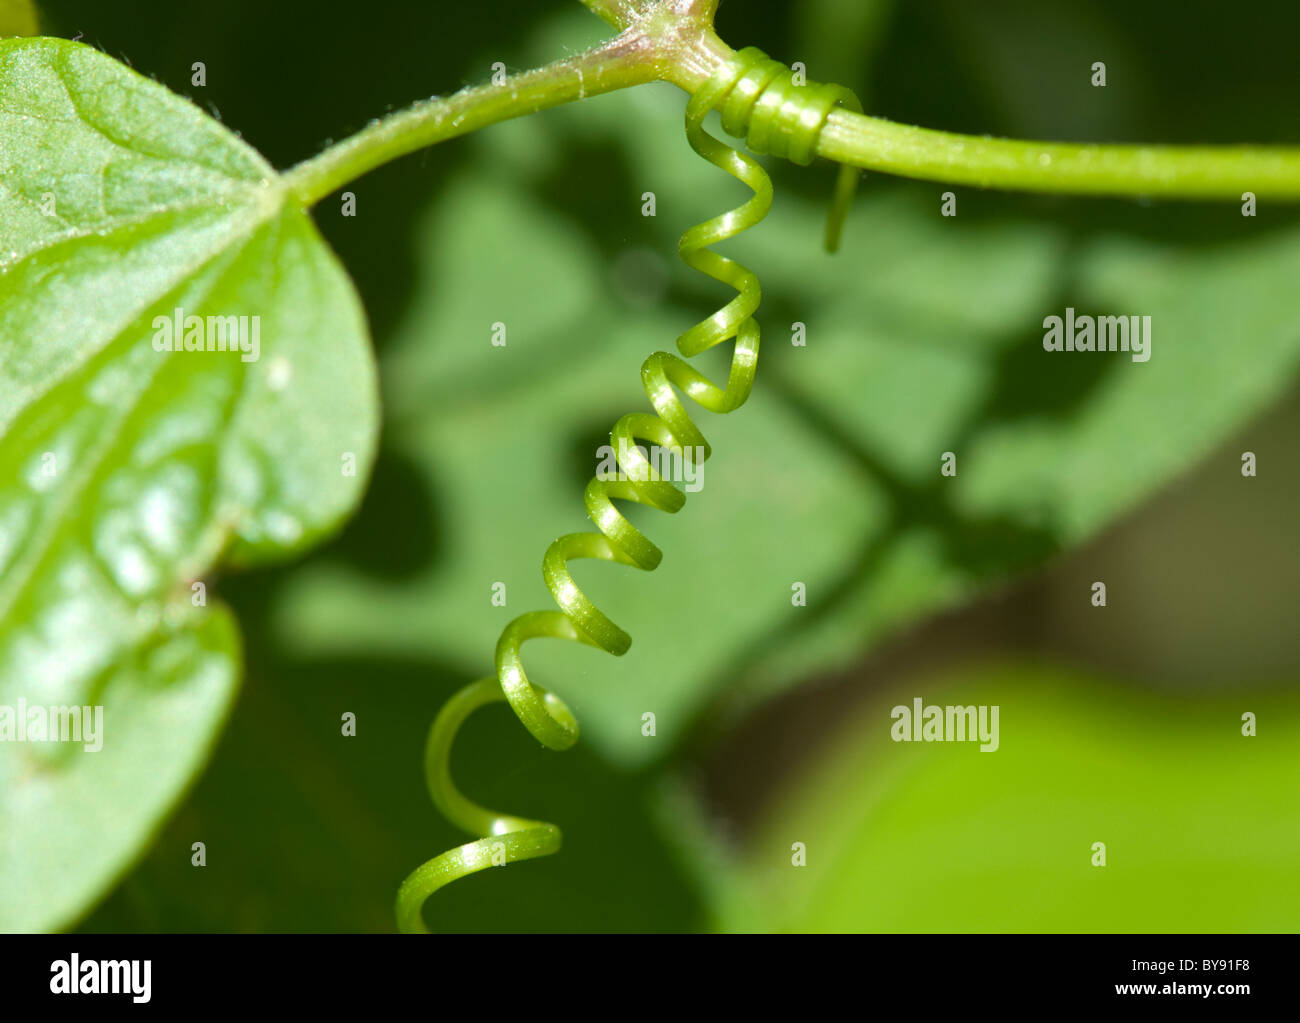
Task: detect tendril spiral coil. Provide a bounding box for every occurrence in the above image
[396,48,860,933]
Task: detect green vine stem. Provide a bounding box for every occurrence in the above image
[812,114,1300,199]
[287,1,1300,208]
[661,22,1300,199]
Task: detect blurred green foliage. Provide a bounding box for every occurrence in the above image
[17,0,1296,931]
[0,0,38,37]
[734,663,1300,932]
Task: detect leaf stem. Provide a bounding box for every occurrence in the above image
[284,31,659,206]
[577,0,651,30]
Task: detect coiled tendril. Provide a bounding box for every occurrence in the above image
[396,47,860,933]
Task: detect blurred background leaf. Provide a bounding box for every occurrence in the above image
[27,0,1298,931]
[726,662,1300,932]
[0,0,38,37]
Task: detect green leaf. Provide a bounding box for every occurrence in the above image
[0,38,378,930]
[0,607,240,932]
[723,663,1300,932]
